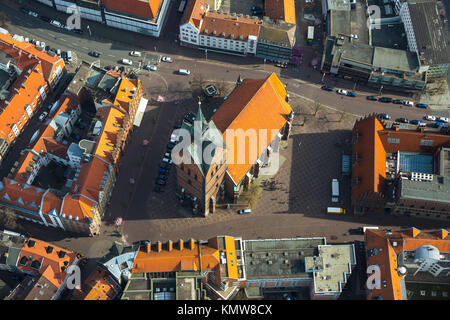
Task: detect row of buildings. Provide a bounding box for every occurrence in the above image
[0,29,146,235]
[34,0,171,37]
[321,0,450,91]
[0,28,65,165]
[179,0,297,63]
[2,227,449,300]
[0,230,121,300]
[351,114,450,219]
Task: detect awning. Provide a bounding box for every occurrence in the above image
[133,97,148,127]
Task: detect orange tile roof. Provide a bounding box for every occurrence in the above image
[71,156,109,203]
[78,266,120,300]
[352,116,450,203]
[133,240,221,273]
[0,62,47,142]
[0,32,65,82]
[181,0,206,28]
[265,0,296,24]
[200,12,261,41]
[212,73,292,185]
[0,178,45,210]
[101,0,161,19]
[17,238,77,288]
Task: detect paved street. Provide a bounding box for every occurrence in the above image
[0,0,448,257]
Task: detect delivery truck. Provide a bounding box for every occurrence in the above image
[331,178,339,202]
[307,26,314,45]
[327,207,346,214]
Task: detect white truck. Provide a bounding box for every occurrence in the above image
[331,179,339,203]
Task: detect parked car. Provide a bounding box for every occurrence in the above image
[350,34,358,39]
[162,158,173,164]
[238,209,252,215]
[155,179,166,186]
[403,101,414,107]
[28,11,39,18]
[40,16,51,22]
[156,174,167,181]
[252,9,263,15]
[143,65,157,71]
[411,120,426,126]
[161,56,173,63]
[61,51,67,61]
[396,118,409,123]
[275,63,288,68]
[416,103,428,109]
[167,143,175,151]
[72,29,83,34]
[437,116,449,123]
[45,45,50,51]
[366,96,377,101]
[56,49,61,57]
[50,20,62,28]
[424,115,436,121]
[20,7,29,14]
[39,111,48,121]
[129,51,142,57]
[337,89,348,95]
[393,99,404,104]
[154,186,164,193]
[89,51,101,57]
[121,58,132,65]
[158,168,169,175]
[178,69,191,75]
[105,65,113,70]
[434,121,445,128]
[346,91,356,97]
[60,24,71,31]
[159,163,171,170]
[379,113,391,120]
[379,97,393,103]
[321,85,334,91]
[173,123,182,129]
[251,6,262,11]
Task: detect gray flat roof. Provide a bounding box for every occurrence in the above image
[439,148,450,177]
[400,175,450,204]
[243,238,326,279]
[340,41,374,66]
[373,47,419,72]
[329,10,351,37]
[409,1,450,65]
[326,0,350,11]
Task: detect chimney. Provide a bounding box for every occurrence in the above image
[145,242,151,253]
[157,241,162,252]
[179,239,184,251]
[168,240,173,251]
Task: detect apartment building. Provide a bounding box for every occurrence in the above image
[34,0,170,37]
[351,115,450,217]
[365,228,450,300]
[0,62,144,235]
[0,29,65,164]
[180,0,296,61]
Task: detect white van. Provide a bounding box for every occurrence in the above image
[362,226,379,233]
[331,179,339,202]
[178,69,191,75]
[50,20,61,28]
[121,58,132,65]
[67,51,72,62]
[129,51,142,57]
[162,158,173,164]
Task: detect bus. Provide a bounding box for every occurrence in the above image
[178,0,186,13]
[307,26,314,44]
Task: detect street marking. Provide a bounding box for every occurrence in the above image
[82,47,89,50]
[108,54,115,57]
[60,38,66,42]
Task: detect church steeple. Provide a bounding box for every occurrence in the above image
[195,96,209,133]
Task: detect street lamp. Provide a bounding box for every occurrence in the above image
[154,46,157,52]
[87,25,92,37]
[263,58,266,70]
[378,85,383,96]
[321,72,326,83]
[205,49,208,61]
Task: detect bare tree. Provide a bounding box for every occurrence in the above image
[312,101,322,116]
[0,210,18,230]
[215,79,229,97]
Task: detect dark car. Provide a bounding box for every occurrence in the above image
[251,6,262,11]
[379,113,391,120]
[366,96,377,101]
[397,118,409,123]
[410,120,425,126]
[321,85,334,91]
[159,163,170,170]
[105,65,113,70]
[167,143,175,150]
[61,51,67,61]
[346,91,357,97]
[416,103,428,109]
[252,9,263,15]
[45,45,50,51]
[379,97,393,103]
[40,16,51,22]
[185,112,196,121]
[156,179,166,186]
[158,168,169,175]
[156,174,167,181]
[154,186,164,193]
[89,51,101,57]
[173,123,182,129]
[72,29,83,35]
[393,99,404,104]
[21,8,29,14]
